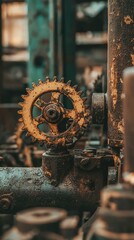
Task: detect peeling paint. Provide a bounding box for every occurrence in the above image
[124,15,134,25]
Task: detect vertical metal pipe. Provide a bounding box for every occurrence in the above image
[108,0,134,149]
[27,0,49,86]
[123,67,134,174]
[49,0,57,78]
[49,0,62,78]
[62,0,76,84]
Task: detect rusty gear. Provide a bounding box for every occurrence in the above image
[18,76,90,147]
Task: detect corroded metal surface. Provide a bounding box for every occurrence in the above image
[123,68,134,175]
[18,77,90,147]
[42,149,73,185]
[92,93,106,125]
[0,166,106,213]
[108,0,134,148]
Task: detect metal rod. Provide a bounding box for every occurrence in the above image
[108,0,134,149]
[123,67,134,174]
[62,0,76,83]
[27,0,50,86]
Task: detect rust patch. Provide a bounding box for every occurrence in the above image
[118,120,124,134]
[124,16,134,25]
[43,167,52,178]
[110,62,118,109]
[131,54,134,65]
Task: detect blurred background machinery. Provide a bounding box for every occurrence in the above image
[0,0,133,239]
[0,0,107,136]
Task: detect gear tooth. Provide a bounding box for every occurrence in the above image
[18,118,23,122]
[46,76,50,82]
[18,110,22,115]
[39,79,43,84]
[67,80,71,85]
[78,90,83,96]
[82,97,87,103]
[60,77,64,83]
[73,85,79,91]
[21,95,26,100]
[18,102,23,107]
[26,88,31,93]
[32,82,36,87]
[53,76,58,82]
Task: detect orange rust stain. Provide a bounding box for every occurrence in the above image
[117,120,124,134]
[131,54,134,65]
[110,62,118,109]
[44,167,52,178]
[124,16,134,24]
[108,112,116,128]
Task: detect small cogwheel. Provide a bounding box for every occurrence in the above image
[18,76,90,147]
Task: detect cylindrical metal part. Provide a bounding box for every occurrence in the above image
[92,93,106,125]
[87,185,134,240]
[16,208,67,233]
[108,0,134,148]
[0,167,104,213]
[42,150,73,186]
[123,68,134,179]
[2,207,66,240]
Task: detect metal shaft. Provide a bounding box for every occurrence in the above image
[0,167,104,213]
[123,67,134,174]
[108,0,134,148]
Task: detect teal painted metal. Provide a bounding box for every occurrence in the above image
[49,0,57,78]
[49,0,63,78]
[62,0,76,84]
[27,0,63,85]
[62,0,76,108]
[27,0,75,109]
[27,0,50,87]
[57,0,63,79]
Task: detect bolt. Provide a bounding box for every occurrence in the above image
[0,198,11,210]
